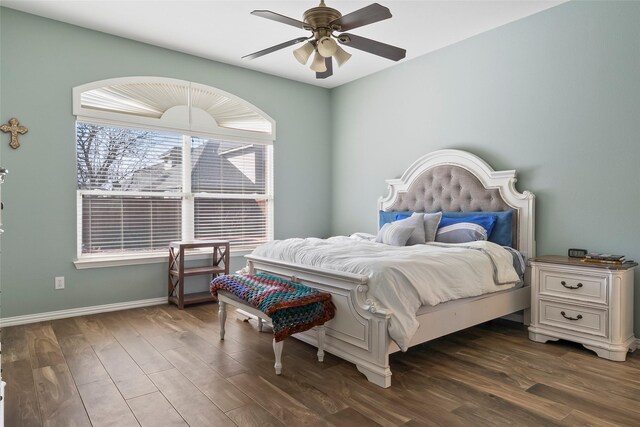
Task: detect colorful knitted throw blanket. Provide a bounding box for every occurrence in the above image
[210,273,336,342]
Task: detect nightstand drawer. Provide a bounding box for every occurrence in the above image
[539,299,608,338]
[539,270,607,304]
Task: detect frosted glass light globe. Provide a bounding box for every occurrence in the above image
[317,36,338,58]
[310,51,327,72]
[293,42,314,65]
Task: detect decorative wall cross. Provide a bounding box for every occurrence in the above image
[1,117,28,149]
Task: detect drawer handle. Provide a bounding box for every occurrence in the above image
[560,311,583,321]
[561,281,583,290]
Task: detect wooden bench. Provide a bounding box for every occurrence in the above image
[217,290,326,375]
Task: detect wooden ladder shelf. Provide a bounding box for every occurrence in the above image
[168,240,230,309]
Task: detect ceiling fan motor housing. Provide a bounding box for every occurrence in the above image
[303,3,342,37]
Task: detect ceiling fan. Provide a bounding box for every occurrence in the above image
[242,1,406,79]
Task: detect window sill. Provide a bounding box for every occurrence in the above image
[74,249,252,270]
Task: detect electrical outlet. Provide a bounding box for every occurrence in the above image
[55,276,65,290]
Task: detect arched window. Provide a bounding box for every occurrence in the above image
[73,77,274,265]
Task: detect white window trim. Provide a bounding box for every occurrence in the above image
[73,77,275,268]
[74,129,274,266]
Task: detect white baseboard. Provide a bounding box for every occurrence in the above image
[0,297,167,327]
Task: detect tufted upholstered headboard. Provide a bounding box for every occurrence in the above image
[378,150,536,258]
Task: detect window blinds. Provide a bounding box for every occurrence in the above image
[81,196,182,253]
[77,123,272,256]
[77,123,183,254]
[191,137,271,249]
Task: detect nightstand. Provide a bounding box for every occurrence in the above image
[528,255,637,361]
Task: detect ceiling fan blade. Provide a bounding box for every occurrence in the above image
[338,33,406,61]
[251,10,309,29]
[316,57,333,79]
[242,37,309,60]
[330,3,391,32]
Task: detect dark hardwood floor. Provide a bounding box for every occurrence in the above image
[3,303,640,426]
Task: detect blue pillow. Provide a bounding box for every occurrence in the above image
[441,211,513,247]
[378,210,413,229]
[394,213,412,221]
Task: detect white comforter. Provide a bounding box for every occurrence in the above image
[251,236,520,351]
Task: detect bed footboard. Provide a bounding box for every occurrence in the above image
[246,255,394,388]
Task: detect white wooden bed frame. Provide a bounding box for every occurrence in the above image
[245,149,536,388]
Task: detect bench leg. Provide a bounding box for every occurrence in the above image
[258,317,264,332]
[316,326,325,362]
[273,338,283,375]
[219,301,226,340]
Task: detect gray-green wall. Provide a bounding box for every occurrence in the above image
[331,1,640,332]
[0,8,332,318]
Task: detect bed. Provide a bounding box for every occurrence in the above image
[245,149,536,388]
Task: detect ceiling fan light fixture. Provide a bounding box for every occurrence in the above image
[317,36,338,57]
[333,45,352,67]
[310,50,327,72]
[245,2,405,79]
[293,41,314,65]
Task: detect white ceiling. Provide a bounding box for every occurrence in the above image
[2,0,564,88]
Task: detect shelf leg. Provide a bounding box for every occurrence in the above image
[258,317,264,332]
[219,301,226,340]
[178,279,185,310]
[178,247,185,309]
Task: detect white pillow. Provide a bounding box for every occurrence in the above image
[376,220,415,246]
[423,212,442,242]
[403,212,428,245]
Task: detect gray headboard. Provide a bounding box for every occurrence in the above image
[378,150,535,258]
